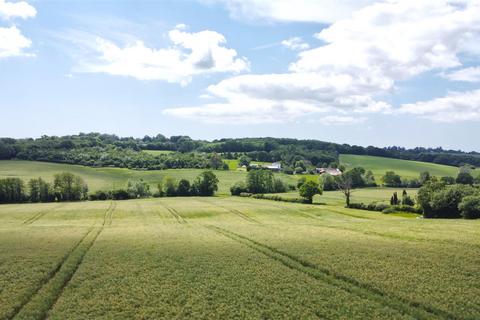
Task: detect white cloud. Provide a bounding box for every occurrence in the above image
[0,1,35,58]
[281,37,309,51]
[0,26,32,58]
[78,25,249,84]
[166,0,480,124]
[202,0,377,24]
[443,67,480,82]
[399,89,480,122]
[0,0,36,20]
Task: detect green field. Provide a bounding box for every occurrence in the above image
[340,154,460,180]
[266,187,418,206]
[1,197,479,319]
[0,160,297,195]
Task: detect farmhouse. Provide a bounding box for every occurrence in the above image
[315,168,342,176]
[264,162,282,171]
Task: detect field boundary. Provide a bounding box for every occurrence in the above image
[206,225,455,320]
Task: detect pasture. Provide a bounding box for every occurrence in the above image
[0,160,297,195]
[340,154,460,180]
[1,197,479,319]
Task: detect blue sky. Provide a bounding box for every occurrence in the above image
[1,0,480,151]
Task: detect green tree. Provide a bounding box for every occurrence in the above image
[459,195,480,219]
[164,177,177,197]
[53,172,88,201]
[382,171,402,187]
[0,178,26,203]
[335,174,353,207]
[238,155,251,167]
[299,180,322,204]
[419,171,431,185]
[246,169,274,194]
[192,171,219,196]
[456,172,474,185]
[177,179,191,196]
[28,178,54,202]
[127,179,151,198]
[209,153,224,170]
[230,181,248,196]
[440,176,455,185]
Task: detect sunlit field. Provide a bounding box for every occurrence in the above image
[1,197,479,319]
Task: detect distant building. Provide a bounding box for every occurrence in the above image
[315,168,342,176]
[264,162,282,171]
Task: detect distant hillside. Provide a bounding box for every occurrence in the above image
[1,133,480,170]
[0,160,298,195]
[340,154,460,180]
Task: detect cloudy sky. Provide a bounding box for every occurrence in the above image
[1,0,480,150]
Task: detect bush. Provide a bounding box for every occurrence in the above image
[382,205,422,214]
[459,195,480,219]
[273,179,288,193]
[89,190,110,201]
[456,172,474,185]
[230,181,248,196]
[374,203,390,212]
[177,179,191,196]
[428,184,477,218]
[111,189,131,200]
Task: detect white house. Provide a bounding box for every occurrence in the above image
[315,168,342,176]
[264,162,282,171]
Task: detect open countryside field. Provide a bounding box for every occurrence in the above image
[266,187,419,206]
[0,197,479,319]
[0,160,298,195]
[340,154,461,180]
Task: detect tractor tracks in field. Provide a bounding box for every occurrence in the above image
[9,202,116,320]
[103,201,116,227]
[206,225,456,320]
[158,202,187,224]
[22,204,66,225]
[195,198,260,224]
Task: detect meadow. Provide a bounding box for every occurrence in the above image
[340,154,460,180]
[0,197,479,319]
[0,160,297,195]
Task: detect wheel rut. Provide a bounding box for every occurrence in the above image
[206,225,456,320]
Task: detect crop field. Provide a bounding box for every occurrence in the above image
[0,160,297,195]
[1,197,479,319]
[340,154,460,180]
[266,187,419,206]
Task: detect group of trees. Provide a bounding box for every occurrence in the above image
[417,179,480,219]
[0,172,88,204]
[382,168,479,188]
[230,169,291,196]
[90,171,220,200]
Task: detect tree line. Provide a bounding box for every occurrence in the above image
[3,133,480,169]
[0,171,219,204]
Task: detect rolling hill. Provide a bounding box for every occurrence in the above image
[340,154,461,180]
[0,160,298,195]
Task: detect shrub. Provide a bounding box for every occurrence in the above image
[89,190,110,201]
[459,195,480,219]
[299,180,322,204]
[456,172,474,185]
[177,179,191,196]
[374,203,390,212]
[111,189,130,200]
[428,184,477,218]
[230,181,248,196]
[273,179,288,193]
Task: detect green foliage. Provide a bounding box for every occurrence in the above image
[177,179,191,196]
[246,169,274,194]
[0,178,26,203]
[28,178,54,203]
[53,172,88,201]
[441,176,456,185]
[418,181,478,218]
[456,172,474,185]
[191,171,219,196]
[230,181,248,196]
[127,179,151,198]
[164,177,177,197]
[458,195,480,219]
[382,171,402,187]
[238,155,251,166]
[299,180,322,204]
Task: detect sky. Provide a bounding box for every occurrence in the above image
[1,0,480,151]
